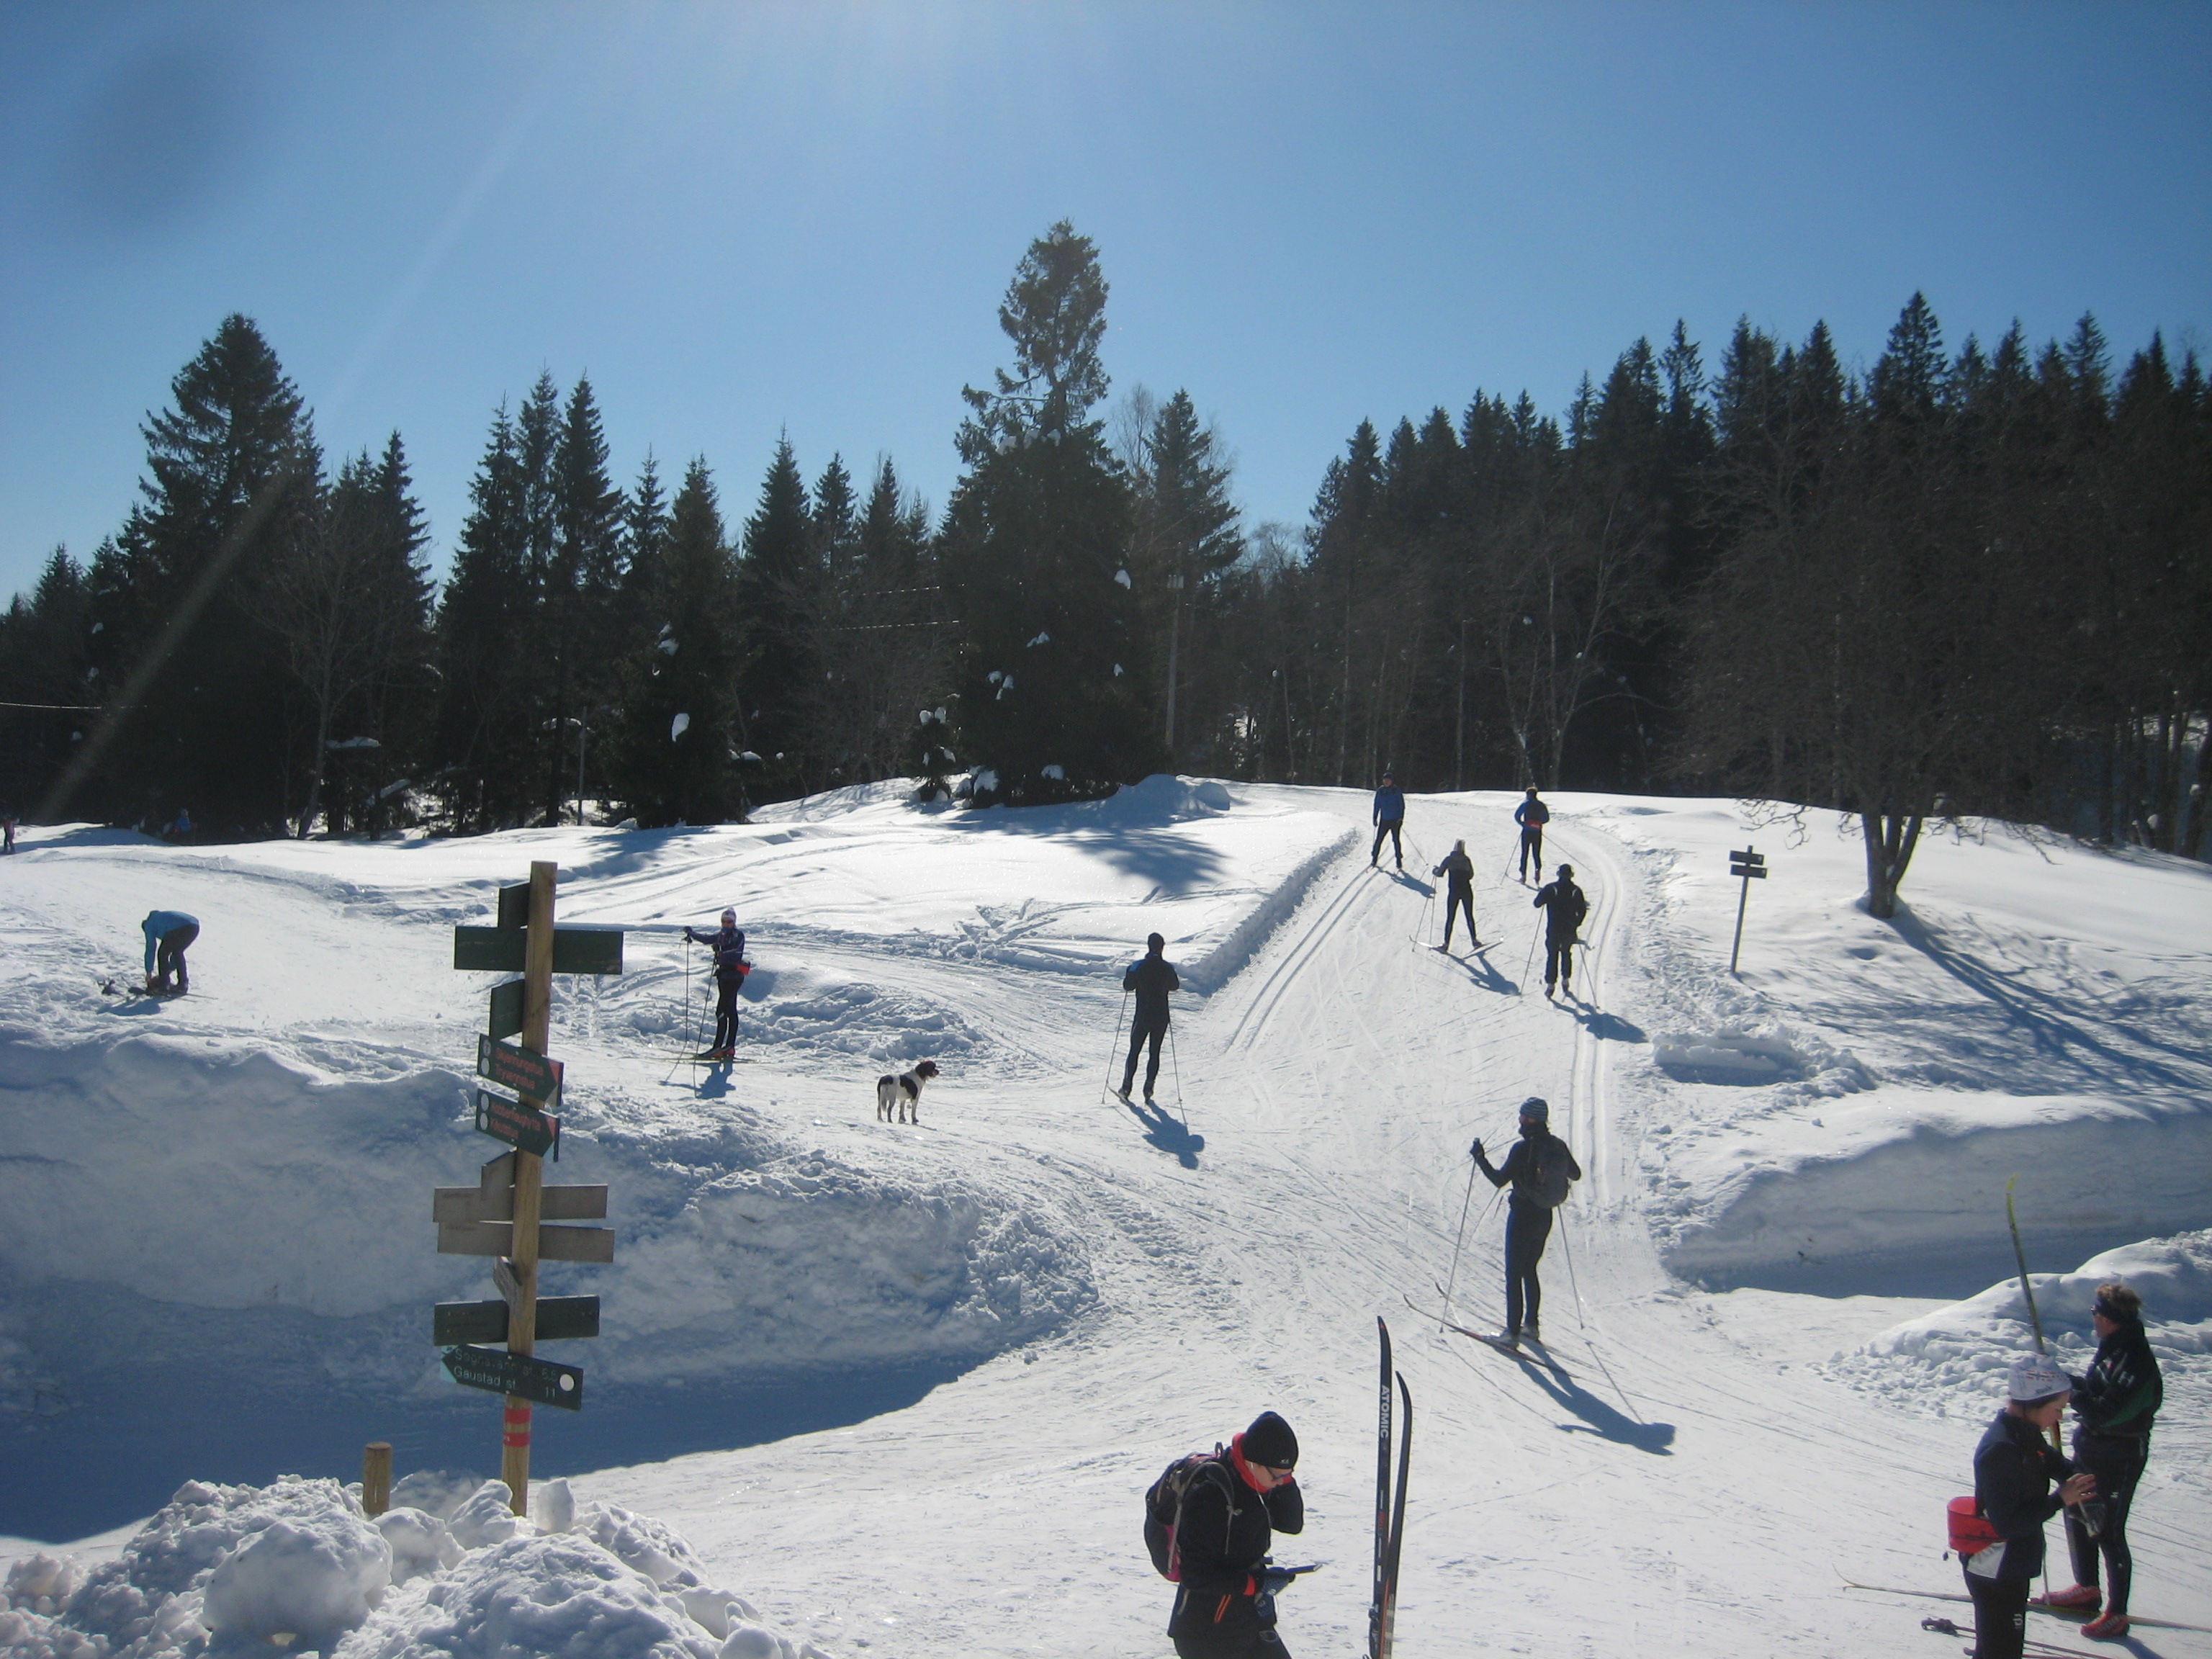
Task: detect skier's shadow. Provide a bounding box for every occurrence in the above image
[692,1062,736,1099]
[1388,870,1433,896]
[1511,1347,1676,1455]
[1125,1097,1203,1168]
[1565,1000,1646,1043]
[1444,948,1515,996]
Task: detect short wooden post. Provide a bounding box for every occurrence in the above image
[361,1442,392,1516]
[501,859,557,1515]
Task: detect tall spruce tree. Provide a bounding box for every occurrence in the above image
[942,222,1143,803]
[433,403,537,829]
[1130,389,1243,766]
[608,457,739,825]
[737,436,817,800]
[73,315,320,831]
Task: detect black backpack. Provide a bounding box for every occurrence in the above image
[1143,1448,1236,1580]
[1524,1134,1574,1209]
[1563,882,1588,932]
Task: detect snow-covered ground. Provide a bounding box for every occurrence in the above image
[2,781,2207,1656]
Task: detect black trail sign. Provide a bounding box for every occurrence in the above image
[441,1344,583,1411]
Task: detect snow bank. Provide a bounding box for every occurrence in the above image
[1826,1231,2212,1419]
[1654,1087,2212,1283]
[0,1475,828,1659]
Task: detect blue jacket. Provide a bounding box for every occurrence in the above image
[143,910,199,974]
[1515,797,1550,827]
[685,925,747,981]
[1372,786,1406,824]
[1971,1409,2075,1582]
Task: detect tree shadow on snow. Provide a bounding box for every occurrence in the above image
[1125,1097,1204,1168]
[1511,1346,1676,1455]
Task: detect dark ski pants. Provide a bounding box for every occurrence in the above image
[156,922,198,991]
[1544,938,1575,991]
[2066,1431,2148,1614]
[1962,1568,2030,1659]
[711,977,742,1053]
[1171,1593,1290,1658]
[1123,1016,1167,1097]
[1518,824,1544,879]
[1504,1204,1554,1336]
[1371,819,1403,867]
[1442,886,1475,948]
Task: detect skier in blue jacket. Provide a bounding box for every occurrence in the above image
[1370,772,1406,869]
[142,909,199,995]
[1964,1353,2098,1659]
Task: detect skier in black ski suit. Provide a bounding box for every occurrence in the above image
[1120,932,1180,1104]
[1166,1410,1305,1658]
[1514,787,1550,881]
[1532,863,1586,998]
[683,910,750,1060]
[1964,1352,2098,1659]
[1473,1097,1581,1345]
[1431,840,1478,950]
[2047,1281,2163,1640]
[1370,773,1406,869]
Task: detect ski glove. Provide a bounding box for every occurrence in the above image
[1470,1138,1484,1160]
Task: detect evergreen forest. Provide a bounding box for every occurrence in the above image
[3,224,2207,889]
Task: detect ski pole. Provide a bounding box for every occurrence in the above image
[662,934,700,1083]
[1521,919,1542,992]
[1167,1020,1187,1125]
[1101,989,1130,1105]
[1442,1156,1480,1310]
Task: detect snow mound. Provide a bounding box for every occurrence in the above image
[0,1477,830,1659]
[1653,1027,1808,1084]
[1089,773,1234,825]
[1825,1232,2212,1418]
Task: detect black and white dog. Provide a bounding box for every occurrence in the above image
[876,1059,940,1124]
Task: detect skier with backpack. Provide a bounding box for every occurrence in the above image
[1957,1352,2098,1659]
[1532,863,1588,999]
[1145,1410,1305,1656]
[683,909,750,1060]
[1472,1097,1581,1346]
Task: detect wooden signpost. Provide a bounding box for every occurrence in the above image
[1727,846,1767,975]
[435,863,622,1514]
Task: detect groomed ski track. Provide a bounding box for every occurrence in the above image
[574,787,2211,1658]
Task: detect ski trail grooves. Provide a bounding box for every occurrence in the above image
[1221,835,1368,1053]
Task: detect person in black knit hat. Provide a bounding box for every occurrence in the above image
[1167,1410,1305,1657]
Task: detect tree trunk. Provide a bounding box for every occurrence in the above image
[1861,809,1923,920]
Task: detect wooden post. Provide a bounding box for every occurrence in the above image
[362,1442,392,1516]
[502,859,557,1514]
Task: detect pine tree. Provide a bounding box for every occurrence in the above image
[0,547,93,809]
[1130,389,1242,765]
[608,457,739,826]
[737,436,817,800]
[542,376,626,822]
[433,403,536,830]
[942,222,1143,803]
[76,315,320,832]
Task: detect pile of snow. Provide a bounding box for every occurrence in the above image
[1826,1231,2212,1418]
[0,1473,830,1659]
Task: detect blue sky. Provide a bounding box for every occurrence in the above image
[2,1,2206,602]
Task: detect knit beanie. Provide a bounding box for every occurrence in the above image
[1243,1411,1298,1469]
[1519,1097,1550,1124]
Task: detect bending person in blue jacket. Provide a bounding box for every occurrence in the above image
[143,909,199,996]
[1370,771,1406,870]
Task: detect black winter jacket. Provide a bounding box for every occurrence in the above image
[1971,1409,2076,1583]
[1125,953,1180,1025]
[1167,1455,1304,1636]
[1434,849,1475,890]
[686,925,748,982]
[1476,1129,1581,1212]
[2072,1319,2162,1439]
[1532,877,1586,943]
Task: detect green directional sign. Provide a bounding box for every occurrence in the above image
[475,1089,557,1158]
[452,926,624,976]
[441,1344,583,1410]
[487,978,524,1040]
[433,1297,600,1346]
[477,1033,562,1106]
[497,881,531,931]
